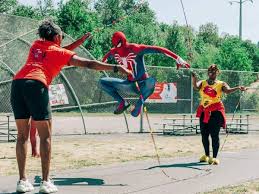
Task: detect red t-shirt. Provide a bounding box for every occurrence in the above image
[14,40,75,87]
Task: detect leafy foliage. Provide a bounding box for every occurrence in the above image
[8,0,259,73]
[0,0,17,13]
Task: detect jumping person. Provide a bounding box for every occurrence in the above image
[29,32,91,158]
[99,31,190,117]
[11,20,131,193]
[192,64,246,165]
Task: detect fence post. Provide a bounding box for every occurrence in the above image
[123,113,130,133]
[7,115,10,142]
[239,73,242,112]
[246,114,249,133]
[190,73,193,114]
[239,115,242,132]
[59,72,87,134]
[139,106,144,133]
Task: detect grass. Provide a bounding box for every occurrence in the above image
[204,179,259,194]
[1,133,259,176]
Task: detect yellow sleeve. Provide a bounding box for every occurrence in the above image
[200,80,206,90]
[219,81,224,92]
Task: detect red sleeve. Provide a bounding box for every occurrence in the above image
[136,44,190,69]
[52,47,76,67]
[137,44,179,60]
[102,48,115,62]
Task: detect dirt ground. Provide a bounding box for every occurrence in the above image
[1,133,259,177]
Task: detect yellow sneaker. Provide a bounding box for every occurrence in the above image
[208,157,220,165]
[200,155,209,162]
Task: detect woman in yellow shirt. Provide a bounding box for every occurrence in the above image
[192,64,246,165]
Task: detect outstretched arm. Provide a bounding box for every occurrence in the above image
[102,50,114,62]
[191,72,202,90]
[68,55,131,75]
[63,32,91,51]
[138,45,190,69]
[222,82,246,94]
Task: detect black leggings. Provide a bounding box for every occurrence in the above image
[200,111,223,158]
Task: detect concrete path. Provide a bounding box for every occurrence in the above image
[1,149,259,194]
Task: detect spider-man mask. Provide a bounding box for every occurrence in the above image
[112,31,127,48]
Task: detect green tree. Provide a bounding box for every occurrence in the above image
[121,0,137,15]
[12,5,42,19]
[58,0,99,38]
[241,40,259,72]
[94,0,124,26]
[37,0,56,17]
[216,37,253,71]
[192,44,219,69]
[0,0,17,13]
[197,23,220,46]
[161,23,190,63]
[10,0,259,73]
[92,0,159,60]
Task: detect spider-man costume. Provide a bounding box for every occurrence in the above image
[100,31,190,117]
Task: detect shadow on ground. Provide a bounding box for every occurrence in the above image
[33,175,127,187]
[145,162,209,171]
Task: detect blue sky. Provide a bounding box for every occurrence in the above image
[18,0,259,43]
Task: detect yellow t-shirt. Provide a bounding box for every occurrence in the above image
[199,80,224,108]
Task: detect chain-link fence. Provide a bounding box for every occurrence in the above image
[1,14,259,135]
[103,67,259,115]
[0,14,101,133]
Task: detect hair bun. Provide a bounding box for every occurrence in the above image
[38,19,62,41]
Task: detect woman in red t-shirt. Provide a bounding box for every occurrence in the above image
[29,32,92,158]
[11,20,131,194]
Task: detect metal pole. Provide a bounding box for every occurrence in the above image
[0,61,15,76]
[123,112,130,133]
[7,115,10,142]
[139,105,144,133]
[59,72,87,134]
[239,0,242,39]
[239,115,242,132]
[246,114,249,133]
[239,75,242,112]
[229,0,253,40]
[190,74,193,114]
[0,28,37,49]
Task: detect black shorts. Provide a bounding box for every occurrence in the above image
[11,79,51,121]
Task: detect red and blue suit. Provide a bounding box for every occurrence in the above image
[99,31,190,117]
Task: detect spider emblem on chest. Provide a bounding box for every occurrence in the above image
[114,53,137,69]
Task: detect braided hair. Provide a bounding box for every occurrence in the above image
[38,19,62,41]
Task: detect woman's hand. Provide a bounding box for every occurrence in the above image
[191,71,201,90]
[223,83,247,94]
[239,86,247,91]
[63,32,92,51]
[82,32,92,41]
[191,71,197,78]
[191,71,199,83]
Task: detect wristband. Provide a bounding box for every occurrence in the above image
[113,65,119,73]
